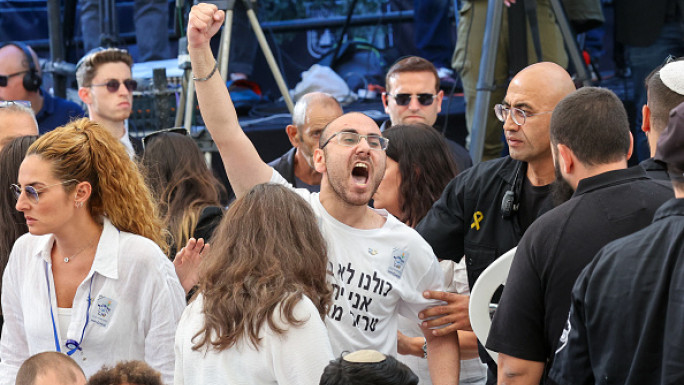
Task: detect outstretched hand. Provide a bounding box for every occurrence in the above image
[187,3,225,49]
[174,237,210,295]
[420,291,472,336]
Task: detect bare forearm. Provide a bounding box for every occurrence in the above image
[187,4,272,198]
[424,328,460,385]
[457,331,480,360]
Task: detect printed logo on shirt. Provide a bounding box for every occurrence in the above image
[388,248,409,279]
[91,295,118,328]
[368,248,378,255]
[555,313,572,354]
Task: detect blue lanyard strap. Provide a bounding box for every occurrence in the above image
[44,261,94,356]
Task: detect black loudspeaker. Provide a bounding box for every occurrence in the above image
[0,41,42,92]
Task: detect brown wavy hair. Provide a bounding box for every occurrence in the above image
[0,135,38,307]
[141,132,223,255]
[193,183,331,351]
[383,124,459,226]
[27,118,168,252]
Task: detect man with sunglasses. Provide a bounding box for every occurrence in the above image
[187,4,460,384]
[381,56,472,172]
[0,42,84,134]
[76,48,142,158]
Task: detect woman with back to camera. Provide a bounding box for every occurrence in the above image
[174,183,334,385]
[141,130,224,261]
[373,124,487,385]
[0,119,186,384]
[0,135,38,330]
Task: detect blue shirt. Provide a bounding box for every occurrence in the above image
[35,89,85,134]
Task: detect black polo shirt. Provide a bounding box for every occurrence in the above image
[639,157,670,181]
[550,198,684,385]
[486,167,673,381]
[417,156,554,288]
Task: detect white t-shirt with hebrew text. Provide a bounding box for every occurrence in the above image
[270,170,446,355]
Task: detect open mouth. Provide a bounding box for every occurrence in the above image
[352,162,369,186]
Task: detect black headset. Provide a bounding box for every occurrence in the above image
[0,41,42,92]
[501,162,522,219]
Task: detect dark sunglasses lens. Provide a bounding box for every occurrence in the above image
[123,79,138,92]
[417,94,435,106]
[105,80,121,92]
[394,94,411,106]
[0,76,7,87]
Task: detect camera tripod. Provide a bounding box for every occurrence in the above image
[468,0,591,163]
[178,0,294,130]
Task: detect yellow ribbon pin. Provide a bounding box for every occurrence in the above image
[471,211,483,231]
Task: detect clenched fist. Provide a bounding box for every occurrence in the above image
[187,3,225,50]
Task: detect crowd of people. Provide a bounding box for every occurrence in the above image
[0,2,683,385]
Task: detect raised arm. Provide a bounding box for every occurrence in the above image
[187,3,273,198]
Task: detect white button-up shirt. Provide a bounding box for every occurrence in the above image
[0,218,185,384]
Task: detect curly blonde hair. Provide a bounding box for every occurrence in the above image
[193,184,332,351]
[27,118,168,252]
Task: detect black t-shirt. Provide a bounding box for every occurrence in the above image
[486,167,673,382]
[518,177,551,232]
[550,198,684,385]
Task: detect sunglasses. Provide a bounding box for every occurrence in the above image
[10,179,79,204]
[0,70,29,87]
[142,127,190,149]
[387,93,437,106]
[89,79,138,93]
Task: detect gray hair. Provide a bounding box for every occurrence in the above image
[292,92,341,128]
[0,101,38,131]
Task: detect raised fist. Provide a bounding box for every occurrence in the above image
[187,3,225,50]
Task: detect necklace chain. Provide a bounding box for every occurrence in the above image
[63,240,96,263]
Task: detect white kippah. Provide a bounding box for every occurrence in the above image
[343,350,386,363]
[659,60,684,95]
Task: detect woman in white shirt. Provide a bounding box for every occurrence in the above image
[174,183,334,385]
[0,119,186,385]
[373,124,487,385]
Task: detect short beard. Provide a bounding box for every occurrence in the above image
[551,159,575,206]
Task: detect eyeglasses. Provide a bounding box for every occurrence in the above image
[0,100,31,109]
[0,71,29,87]
[494,104,553,126]
[89,79,138,93]
[11,179,79,204]
[142,127,190,149]
[320,131,389,151]
[387,93,437,106]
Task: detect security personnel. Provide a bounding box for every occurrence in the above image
[638,58,684,180]
[486,87,673,384]
[414,62,575,380]
[550,101,684,385]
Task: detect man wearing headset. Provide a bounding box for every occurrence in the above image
[414,62,575,382]
[381,56,472,173]
[0,42,84,134]
[76,48,142,159]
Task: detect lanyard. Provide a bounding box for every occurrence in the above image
[43,261,94,356]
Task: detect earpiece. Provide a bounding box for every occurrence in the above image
[0,41,42,92]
